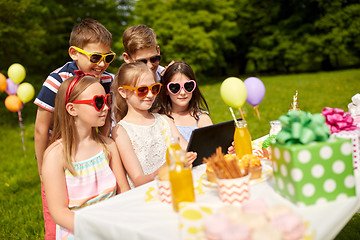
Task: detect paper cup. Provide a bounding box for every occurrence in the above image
[156,177,172,204]
[178,202,214,240]
[217,175,250,206]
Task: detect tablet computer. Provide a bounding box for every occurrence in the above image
[186,119,241,167]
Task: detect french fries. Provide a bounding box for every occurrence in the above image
[203,147,248,179]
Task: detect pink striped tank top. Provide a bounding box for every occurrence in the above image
[57,150,117,239]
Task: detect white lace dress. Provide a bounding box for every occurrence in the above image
[118,113,171,188]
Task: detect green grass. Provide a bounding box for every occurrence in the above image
[203,69,359,139]
[0,69,360,239]
[0,99,43,239]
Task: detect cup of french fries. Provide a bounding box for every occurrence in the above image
[203,147,250,205]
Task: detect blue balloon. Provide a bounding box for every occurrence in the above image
[244,77,265,106]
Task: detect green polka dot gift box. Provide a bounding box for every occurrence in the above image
[271,138,355,206]
[271,110,356,207]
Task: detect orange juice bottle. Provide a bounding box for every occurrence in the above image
[166,137,181,166]
[169,148,195,212]
[234,120,253,159]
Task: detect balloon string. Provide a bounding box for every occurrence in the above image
[17,110,26,153]
[238,108,246,121]
[254,105,261,120]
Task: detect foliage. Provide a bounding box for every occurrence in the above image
[1,0,360,77]
[235,0,360,74]
[0,0,47,73]
[0,0,133,79]
[128,0,360,75]
[129,0,238,74]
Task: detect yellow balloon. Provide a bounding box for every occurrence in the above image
[220,77,247,108]
[8,63,26,84]
[0,73,6,91]
[5,95,23,112]
[17,82,35,103]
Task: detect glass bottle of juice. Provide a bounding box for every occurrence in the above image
[166,137,182,166]
[269,120,282,136]
[168,147,195,212]
[234,120,253,159]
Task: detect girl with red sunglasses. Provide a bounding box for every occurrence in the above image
[42,71,130,238]
[158,61,213,142]
[111,62,197,188]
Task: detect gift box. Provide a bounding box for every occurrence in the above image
[321,107,360,171]
[333,129,360,195]
[333,129,360,171]
[271,137,356,207]
[348,93,360,127]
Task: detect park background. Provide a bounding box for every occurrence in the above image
[1,0,360,239]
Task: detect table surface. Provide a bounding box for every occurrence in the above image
[74,137,360,240]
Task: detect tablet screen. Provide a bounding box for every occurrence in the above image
[186,119,240,167]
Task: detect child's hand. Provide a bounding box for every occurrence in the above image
[185,151,197,168]
[161,60,175,76]
[227,141,235,155]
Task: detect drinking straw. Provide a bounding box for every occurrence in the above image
[229,107,240,128]
[161,121,170,147]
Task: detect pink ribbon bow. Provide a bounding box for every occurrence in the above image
[322,107,358,133]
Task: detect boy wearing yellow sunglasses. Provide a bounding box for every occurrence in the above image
[33,18,115,240]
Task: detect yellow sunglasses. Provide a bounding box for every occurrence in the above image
[73,46,116,64]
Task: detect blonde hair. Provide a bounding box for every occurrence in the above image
[112,62,155,122]
[51,75,110,175]
[69,18,112,48]
[122,24,158,56]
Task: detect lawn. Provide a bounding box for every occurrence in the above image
[0,69,360,239]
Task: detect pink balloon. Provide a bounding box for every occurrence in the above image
[6,78,19,95]
[244,77,265,106]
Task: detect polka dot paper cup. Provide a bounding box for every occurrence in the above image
[155,177,172,204]
[217,175,250,206]
[178,202,215,240]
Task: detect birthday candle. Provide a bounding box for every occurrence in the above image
[293,90,298,110]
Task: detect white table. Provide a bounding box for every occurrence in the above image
[74,163,360,240]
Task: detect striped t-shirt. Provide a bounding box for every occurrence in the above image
[34,61,113,112]
[57,150,117,239]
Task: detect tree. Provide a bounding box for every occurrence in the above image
[2,0,359,78]
[308,1,360,70]
[129,0,238,75]
[229,0,360,74]
[0,0,48,73]
[346,4,360,60]
[0,0,134,77]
